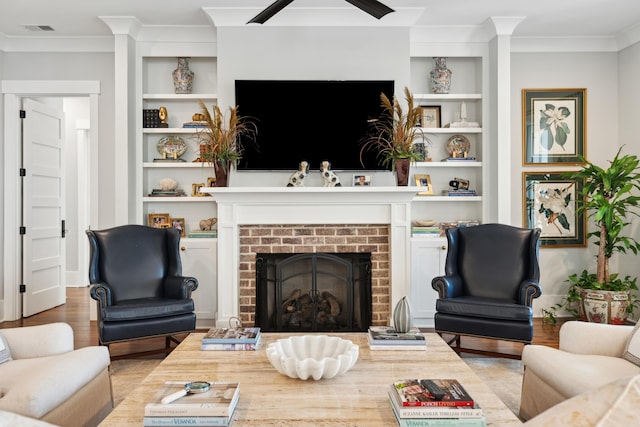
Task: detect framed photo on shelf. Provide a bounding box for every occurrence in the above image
[191,183,205,197]
[414,174,433,195]
[420,106,441,128]
[148,213,170,228]
[523,172,586,247]
[170,217,186,237]
[353,174,371,186]
[522,88,586,165]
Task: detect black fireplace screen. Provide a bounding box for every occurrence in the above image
[255,253,372,332]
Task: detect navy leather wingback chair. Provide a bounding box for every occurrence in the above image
[87,225,198,358]
[431,223,541,358]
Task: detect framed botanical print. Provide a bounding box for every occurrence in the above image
[523,172,586,247]
[522,88,586,165]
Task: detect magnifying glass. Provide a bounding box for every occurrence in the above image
[161,381,211,404]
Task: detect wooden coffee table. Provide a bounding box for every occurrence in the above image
[99,333,521,426]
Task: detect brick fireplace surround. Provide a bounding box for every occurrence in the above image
[238,224,390,326]
[200,187,419,328]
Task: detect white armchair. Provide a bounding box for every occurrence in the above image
[520,321,640,420]
[0,323,113,426]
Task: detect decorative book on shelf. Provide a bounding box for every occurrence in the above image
[390,402,487,427]
[388,387,484,419]
[202,327,261,344]
[144,381,239,417]
[392,379,475,407]
[368,326,426,345]
[188,230,218,239]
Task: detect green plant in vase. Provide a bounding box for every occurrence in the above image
[360,87,426,185]
[543,147,640,324]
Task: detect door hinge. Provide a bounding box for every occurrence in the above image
[19,284,26,293]
[19,168,26,177]
[19,226,26,235]
[19,110,26,119]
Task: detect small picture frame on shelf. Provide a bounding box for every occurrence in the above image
[148,213,170,228]
[353,175,371,186]
[170,217,186,237]
[206,177,216,187]
[414,174,433,195]
[191,183,205,197]
[420,106,441,128]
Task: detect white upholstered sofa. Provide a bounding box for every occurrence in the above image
[520,320,640,421]
[0,323,113,426]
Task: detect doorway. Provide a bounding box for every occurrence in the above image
[2,80,100,321]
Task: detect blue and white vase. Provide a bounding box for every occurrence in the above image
[393,296,413,333]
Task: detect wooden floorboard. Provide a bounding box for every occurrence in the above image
[0,287,565,356]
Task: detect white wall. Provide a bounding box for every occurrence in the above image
[1,52,115,229]
[216,26,410,186]
[510,51,629,315]
[618,42,640,281]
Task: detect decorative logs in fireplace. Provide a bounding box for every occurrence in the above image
[282,289,342,329]
[255,252,372,332]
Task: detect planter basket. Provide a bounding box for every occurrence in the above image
[577,288,631,325]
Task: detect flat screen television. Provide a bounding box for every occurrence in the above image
[235,80,394,171]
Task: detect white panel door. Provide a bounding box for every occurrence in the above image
[22,98,66,317]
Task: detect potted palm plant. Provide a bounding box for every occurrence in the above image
[360,87,425,185]
[195,100,257,187]
[543,147,640,324]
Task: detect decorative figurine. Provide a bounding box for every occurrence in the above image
[287,161,309,187]
[320,161,341,187]
[199,217,217,231]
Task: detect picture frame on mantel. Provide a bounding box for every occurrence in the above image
[522,171,586,247]
[522,88,586,165]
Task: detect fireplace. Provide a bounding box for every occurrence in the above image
[255,252,372,332]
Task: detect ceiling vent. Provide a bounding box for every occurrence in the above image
[24,25,55,32]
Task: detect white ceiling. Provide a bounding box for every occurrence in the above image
[0,0,639,40]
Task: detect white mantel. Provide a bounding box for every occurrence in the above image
[200,186,420,326]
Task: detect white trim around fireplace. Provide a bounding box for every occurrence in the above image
[200,186,420,327]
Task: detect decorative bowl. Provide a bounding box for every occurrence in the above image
[266,335,359,380]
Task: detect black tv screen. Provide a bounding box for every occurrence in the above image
[235,80,394,171]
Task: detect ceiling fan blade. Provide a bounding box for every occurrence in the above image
[247,0,296,24]
[344,0,395,20]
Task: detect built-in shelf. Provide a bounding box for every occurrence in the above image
[413,195,483,202]
[414,161,482,167]
[143,128,203,134]
[413,93,482,100]
[421,127,482,133]
[143,93,217,100]
[143,162,211,168]
[142,196,215,202]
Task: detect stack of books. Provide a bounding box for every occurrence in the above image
[443,156,477,162]
[367,326,426,351]
[411,226,441,238]
[188,230,218,238]
[143,381,239,426]
[442,189,478,197]
[201,327,261,351]
[182,121,209,128]
[389,379,486,426]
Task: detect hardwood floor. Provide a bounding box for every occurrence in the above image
[0,287,565,356]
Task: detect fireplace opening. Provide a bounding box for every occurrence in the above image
[255,253,372,332]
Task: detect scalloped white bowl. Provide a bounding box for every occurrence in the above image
[266,335,359,380]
